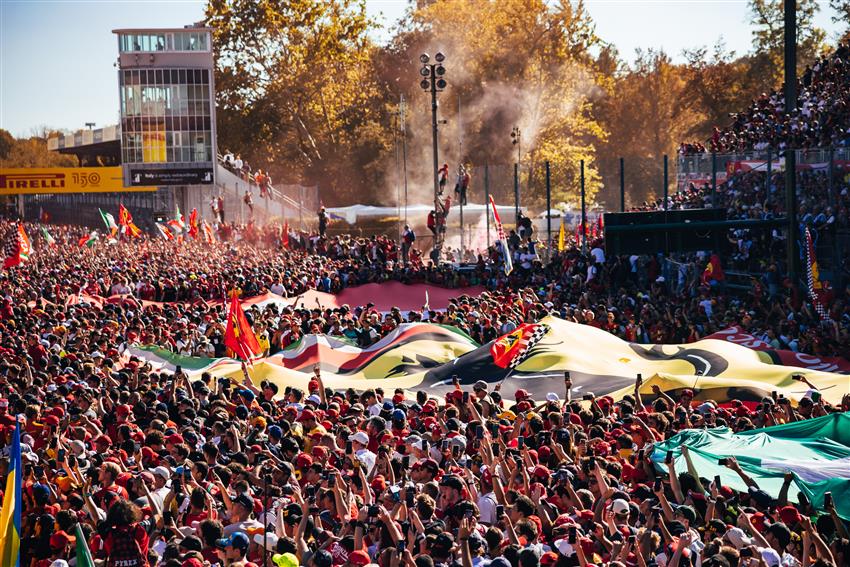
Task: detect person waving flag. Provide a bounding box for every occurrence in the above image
[224,291,263,362]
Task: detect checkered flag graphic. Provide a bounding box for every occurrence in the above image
[507,323,550,370]
[804,227,830,321]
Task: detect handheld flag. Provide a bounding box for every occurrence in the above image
[167,205,186,233]
[118,204,142,238]
[3,223,31,268]
[489,196,513,275]
[557,221,566,252]
[99,208,118,237]
[805,227,830,321]
[155,223,174,241]
[78,231,99,248]
[40,226,56,247]
[224,292,263,361]
[74,522,94,567]
[0,421,22,567]
[188,208,199,239]
[201,220,215,244]
[281,222,290,248]
[490,322,550,370]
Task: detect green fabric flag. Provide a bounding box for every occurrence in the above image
[74,523,94,567]
[652,412,850,520]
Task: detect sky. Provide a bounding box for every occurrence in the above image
[0,0,845,137]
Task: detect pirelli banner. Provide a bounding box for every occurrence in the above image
[0,167,155,195]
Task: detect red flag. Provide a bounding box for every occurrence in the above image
[188,208,199,239]
[3,223,31,268]
[282,222,290,249]
[490,322,549,369]
[201,220,215,244]
[223,292,263,361]
[118,204,142,238]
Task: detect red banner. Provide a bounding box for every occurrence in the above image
[705,326,850,373]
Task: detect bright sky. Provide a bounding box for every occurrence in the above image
[0,0,844,137]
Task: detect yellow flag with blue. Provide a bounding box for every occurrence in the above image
[0,421,21,567]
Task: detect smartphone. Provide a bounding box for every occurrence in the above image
[463,391,469,404]
[771,390,777,401]
[175,365,182,376]
[654,478,662,492]
[346,440,353,455]
[517,436,525,450]
[329,472,337,483]
[564,371,571,381]
[665,451,673,464]
[568,525,577,544]
[452,375,459,386]
[406,490,415,506]
[465,459,474,470]
[824,492,832,507]
[368,505,380,517]
[476,425,484,440]
[496,504,504,518]
[68,455,77,468]
[714,475,722,489]
[582,393,595,401]
[717,458,729,466]
[442,440,449,452]
[57,448,66,463]
[163,511,173,523]
[34,465,43,477]
[306,485,316,498]
[403,455,410,469]
[452,446,460,459]
[493,444,500,457]
[628,534,637,544]
[740,548,753,558]
[397,541,406,554]
[422,441,429,454]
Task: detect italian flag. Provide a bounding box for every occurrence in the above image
[99,208,118,237]
[155,222,174,241]
[78,231,98,248]
[40,226,56,247]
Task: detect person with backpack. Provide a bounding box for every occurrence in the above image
[99,498,160,567]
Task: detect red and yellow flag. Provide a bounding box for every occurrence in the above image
[188,208,199,239]
[224,292,263,361]
[118,204,142,238]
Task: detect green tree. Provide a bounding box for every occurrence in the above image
[748,0,827,85]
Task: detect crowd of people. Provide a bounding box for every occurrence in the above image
[4,305,849,567]
[680,42,850,155]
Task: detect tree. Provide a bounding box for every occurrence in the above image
[748,0,827,86]
[399,0,607,208]
[829,0,850,39]
[206,0,392,204]
[0,129,13,161]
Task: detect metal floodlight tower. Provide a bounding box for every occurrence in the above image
[420,51,447,263]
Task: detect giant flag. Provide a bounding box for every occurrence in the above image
[805,227,829,320]
[489,195,513,275]
[0,422,22,566]
[224,292,263,361]
[118,204,142,238]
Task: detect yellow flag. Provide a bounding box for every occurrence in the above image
[557,221,566,252]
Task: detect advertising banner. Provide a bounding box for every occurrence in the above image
[0,167,153,195]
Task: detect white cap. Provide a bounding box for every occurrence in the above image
[350,431,369,446]
[723,527,754,549]
[546,392,560,402]
[611,499,630,515]
[254,532,280,551]
[306,394,321,405]
[151,466,171,479]
[553,539,575,557]
[50,561,69,567]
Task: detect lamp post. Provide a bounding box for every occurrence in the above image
[420,52,447,263]
[511,126,521,225]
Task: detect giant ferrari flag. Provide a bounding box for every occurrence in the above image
[489,195,513,275]
[224,292,263,361]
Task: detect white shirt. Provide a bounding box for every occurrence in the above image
[477,491,498,525]
[590,247,605,264]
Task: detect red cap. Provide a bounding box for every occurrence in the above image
[165,433,184,445]
[515,389,530,401]
[371,475,387,492]
[349,550,370,566]
[392,393,405,404]
[295,453,313,468]
[50,530,76,550]
[308,379,319,392]
[116,404,132,416]
[94,434,112,445]
[297,409,316,422]
[779,505,802,525]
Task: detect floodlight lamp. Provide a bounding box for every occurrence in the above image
[420,79,430,90]
[436,78,447,89]
[420,67,430,77]
[435,65,446,76]
[420,53,430,64]
[435,52,445,62]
